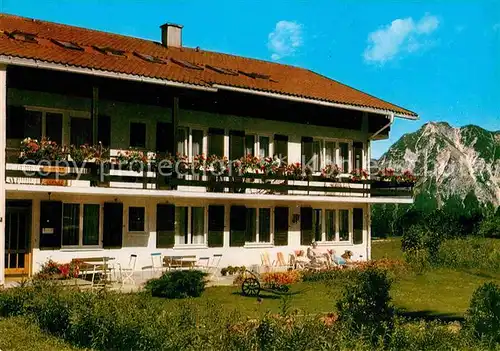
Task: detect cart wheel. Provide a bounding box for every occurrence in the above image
[242,277,260,296]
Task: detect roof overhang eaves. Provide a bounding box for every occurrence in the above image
[213,84,418,120]
[0,55,217,92]
[0,56,418,119]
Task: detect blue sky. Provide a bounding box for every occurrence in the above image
[2,0,499,158]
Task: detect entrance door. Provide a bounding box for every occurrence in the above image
[5,202,31,276]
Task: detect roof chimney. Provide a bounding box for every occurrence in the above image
[160,23,183,48]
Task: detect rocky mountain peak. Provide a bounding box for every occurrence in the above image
[378,122,500,210]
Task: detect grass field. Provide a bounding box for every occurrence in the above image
[2,238,500,349]
[0,317,85,351]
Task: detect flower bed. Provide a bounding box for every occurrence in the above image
[34,259,81,280]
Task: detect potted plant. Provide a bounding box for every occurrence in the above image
[19,137,66,163]
[321,164,340,181]
[116,148,150,172]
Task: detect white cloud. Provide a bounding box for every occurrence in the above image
[363,14,440,64]
[268,20,303,60]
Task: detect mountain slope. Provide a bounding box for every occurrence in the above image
[378,122,500,211]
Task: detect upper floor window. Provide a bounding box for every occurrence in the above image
[130,122,146,148]
[208,128,224,157]
[70,116,92,145]
[274,134,288,161]
[24,109,63,144]
[301,137,355,173]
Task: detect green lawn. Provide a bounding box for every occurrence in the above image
[0,317,85,351]
[167,238,500,319]
[2,238,500,348]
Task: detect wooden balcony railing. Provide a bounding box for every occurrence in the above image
[4,161,415,198]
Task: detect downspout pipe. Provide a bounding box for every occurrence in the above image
[369,113,394,140]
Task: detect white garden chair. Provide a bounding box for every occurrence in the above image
[118,254,137,287]
[206,254,222,281]
[141,252,165,278]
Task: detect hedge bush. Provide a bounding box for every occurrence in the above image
[336,267,394,342]
[144,270,207,298]
[0,282,494,350]
[465,282,500,344]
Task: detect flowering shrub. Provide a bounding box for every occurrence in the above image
[377,168,417,185]
[321,164,340,179]
[19,137,66,162]
[402,170,417,183]
[350,168,369,182]
[35,259,81,280]
[116,149,151,172]
[69,144,107,164]
[261,271,302,287]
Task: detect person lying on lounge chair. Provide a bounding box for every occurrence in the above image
[307,241,329,267]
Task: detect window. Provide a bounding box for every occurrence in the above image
[191,207,205,244]
[274,135,288,161]
[259,208,271,243]
[171,58,203,70]
[353,142,364,170]
[339,209,349,241]
[208,205,224,247]
[128,207,145,232]
[83,204,100,246]
[313,209,322,242]
[274,207,289,246]
[325,141,336,166]
[70,116,92,145]
[133,51,166,63]
[245,135,255,156]
[229,130,245,160]
[62,203,100,247]
[241,207,272,244]
[339,142,349,173]
[174,206,206,245]
[259,136,270,158]
[230,206,246,247]
[301,137,320,172]
[156,122,172,153]
[51,39,84,51]
[208,128,224,157]
[175,206,188,245]
[245,208,257,243]
[130,122,146,148]
[325,210,336,241]
[94,46,126,57]
[205,65,238,76]
[156,204,175,248]
[63,203,80,246]
[24,110,64,144]
[176,127,188,155]
[191,129,204,158]
[353,208,364,244]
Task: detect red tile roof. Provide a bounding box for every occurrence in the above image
[0,13,417,118]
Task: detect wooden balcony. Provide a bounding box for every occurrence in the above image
[4,161,415,199]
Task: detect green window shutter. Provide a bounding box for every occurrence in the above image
[274,207,289,246]
[157,204,175,248]
[39,201,62,249]
[353,208,364,244]
[300,207,313,245]
[208,205,224,248]
[230,206,246,247]
[103,202,123,248]
[98,114,111,148]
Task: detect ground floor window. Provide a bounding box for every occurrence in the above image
[229,206,273,246]
[62,203,100,247]
[174,206,207,245]
[300,207,363,244]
